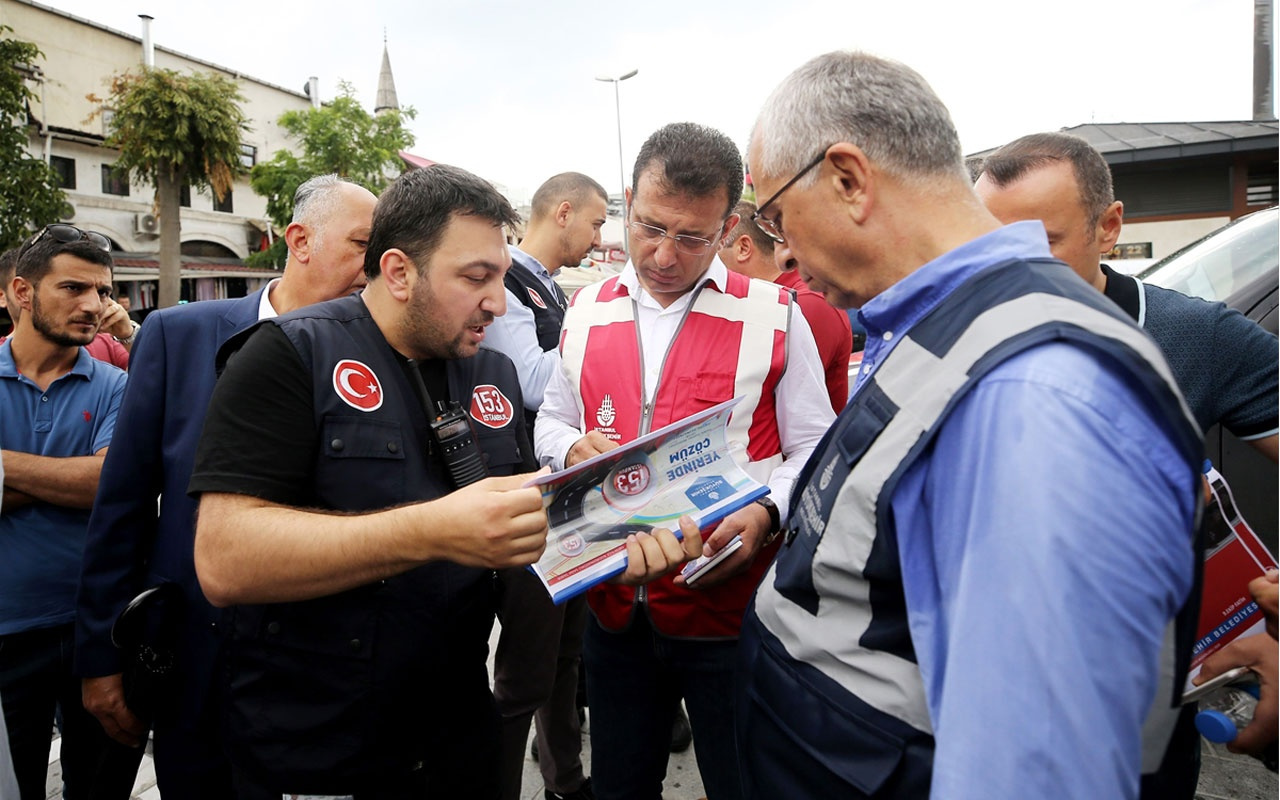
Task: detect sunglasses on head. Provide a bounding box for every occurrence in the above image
[21,224,111,255]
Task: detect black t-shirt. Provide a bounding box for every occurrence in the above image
[189,323,490,506]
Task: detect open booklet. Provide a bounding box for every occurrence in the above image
[526,397,769,604]
[1183,463,1277,696]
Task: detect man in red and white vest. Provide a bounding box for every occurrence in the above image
[535,122,833,800]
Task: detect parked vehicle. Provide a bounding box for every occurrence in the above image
[1138,207,1279,553]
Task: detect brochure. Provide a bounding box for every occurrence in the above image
[1184,463,1278,692]
[527,397,769,604]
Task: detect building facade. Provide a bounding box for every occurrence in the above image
[3,0,318,306]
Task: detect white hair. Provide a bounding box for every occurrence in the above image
[291,174,358,253]
[751,51,968,188]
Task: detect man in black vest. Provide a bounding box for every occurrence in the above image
[187,165,694,799]
[486,173,608,800]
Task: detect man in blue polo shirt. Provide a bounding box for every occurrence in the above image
[0,225,134,799]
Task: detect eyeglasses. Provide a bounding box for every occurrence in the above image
[21,224,111,254]
[628,220,720,256]
[751,149,828,244]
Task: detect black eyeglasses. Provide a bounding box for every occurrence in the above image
[628,220,720,256]
[751,149,828,244]
[21,224,111,254]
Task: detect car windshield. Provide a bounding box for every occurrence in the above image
[1136,208,1279,303]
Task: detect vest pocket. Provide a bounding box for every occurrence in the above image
[475,427,523,474]
[744,626,930,796]
[224,594,377,784]
[674,371,736,414]
[317,416,406,510]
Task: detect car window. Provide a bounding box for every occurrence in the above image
[1137,209,1279,303]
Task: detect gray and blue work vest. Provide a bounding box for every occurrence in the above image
[215,294,527,793]
[739,258,1203,798]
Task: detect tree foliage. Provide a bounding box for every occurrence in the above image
[92,67,248,307]
[0,27,69,251]
[247,82,415,267]
[96,67,248,201]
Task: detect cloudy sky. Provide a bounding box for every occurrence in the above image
[37,0,1269,203]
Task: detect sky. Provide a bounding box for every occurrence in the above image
[34,0,1272,204]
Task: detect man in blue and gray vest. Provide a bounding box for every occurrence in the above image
[485,172,608,800]
[737,51,1204,799]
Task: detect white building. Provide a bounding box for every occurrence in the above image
[3,0,320,307]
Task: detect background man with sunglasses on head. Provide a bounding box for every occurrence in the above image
[535,122,833,800]
[0,224,139,799]
[0,247,138,370]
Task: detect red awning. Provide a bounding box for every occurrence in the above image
[400,150,437,170]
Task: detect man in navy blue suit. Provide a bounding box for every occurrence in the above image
[74,174,377,797]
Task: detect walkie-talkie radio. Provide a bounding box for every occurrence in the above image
[399,356,490,489]
[429,401,488,488]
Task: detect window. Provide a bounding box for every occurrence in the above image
[101,165,129,197]
[213,189,233,213]
[180,184,191,208]
[50,156,75,189]
[1247,162,1278,207]
[239,143,257,169]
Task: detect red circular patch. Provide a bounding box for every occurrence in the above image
[332,359,383,411]
[470,384,514,429]
[527,287,548,310]
[612,463,651,496]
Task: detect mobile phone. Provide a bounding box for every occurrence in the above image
[681,535,744,585]
[1183,666,1254,704]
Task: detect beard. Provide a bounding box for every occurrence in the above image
[401,278,493,360]
[31,290,98,347]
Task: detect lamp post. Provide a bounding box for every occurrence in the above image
[596,69,638,255]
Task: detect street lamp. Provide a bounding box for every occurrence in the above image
[596,69,638,255]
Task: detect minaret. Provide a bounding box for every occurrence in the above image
[374,32,399,115]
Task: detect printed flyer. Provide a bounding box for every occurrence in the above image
[1185,463,1277,691]
[527,398,769,603]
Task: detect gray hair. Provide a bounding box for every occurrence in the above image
[752,51,967,188]
[291,174,349,227]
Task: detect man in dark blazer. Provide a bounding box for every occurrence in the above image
[74,174,377,798]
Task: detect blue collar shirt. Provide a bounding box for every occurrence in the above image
[857,222,1198,798]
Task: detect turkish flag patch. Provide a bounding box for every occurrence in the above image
[332,359,383,412]
[470,384,514,429]
[527,287,548,310]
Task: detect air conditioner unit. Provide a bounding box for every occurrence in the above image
[134,212,159,236]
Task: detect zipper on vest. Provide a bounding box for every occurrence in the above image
[635,282,706,439]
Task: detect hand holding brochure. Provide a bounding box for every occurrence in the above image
[527,398,769,603]
[1184,463,1277,694]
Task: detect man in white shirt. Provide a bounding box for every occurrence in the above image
[535,122,833,800]
[485,172,608,800]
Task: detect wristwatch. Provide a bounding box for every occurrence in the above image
[755,496,781,540]
[114,320,140,346]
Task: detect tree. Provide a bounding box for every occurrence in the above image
[93,68,247,308]
[0,27,69,251]
[247,82,415,267]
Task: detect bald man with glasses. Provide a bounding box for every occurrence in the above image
[534,122,832,800]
